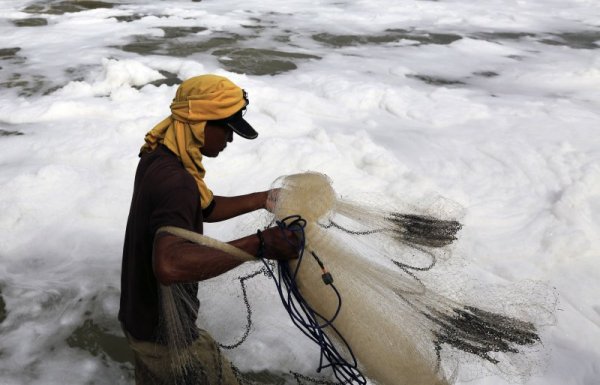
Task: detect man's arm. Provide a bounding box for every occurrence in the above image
[153,226,297,285]
[203,191,270,223]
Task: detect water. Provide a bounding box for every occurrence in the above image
[22,1,115,15]
[0,0,599,384]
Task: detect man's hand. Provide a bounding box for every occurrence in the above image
[260,226,299,261]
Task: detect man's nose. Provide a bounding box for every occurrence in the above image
[228,131,234,142]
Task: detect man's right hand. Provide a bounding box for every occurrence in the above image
[259,227,299,261]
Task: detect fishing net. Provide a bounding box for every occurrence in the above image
[156,172,555,385]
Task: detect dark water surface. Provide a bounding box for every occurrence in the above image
[214,48,320,75]
[407,74,466,87]
[113,14,147,22]
[67,319,134,364]
[312,29,462,47]
[116,28,321,76]
[475,30,600,49]
[65,317,299,384]
[0,288,6,324]
[541,31,600,49]
[1,0,598,97]
[1,73,54,97]
[23,0,114,14]
[0,47,22,60]
[12,18,48,27]
[0,129,25,136]
[118,33,247,57]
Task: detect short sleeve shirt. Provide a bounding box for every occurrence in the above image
[119,145,204,341]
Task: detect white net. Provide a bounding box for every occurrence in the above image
[263,172,554,385]
[158,171,555,385]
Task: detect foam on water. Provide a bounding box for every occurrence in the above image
[0,0,599,384]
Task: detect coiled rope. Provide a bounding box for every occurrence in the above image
[259,216,367,385]
[157,222,367,384]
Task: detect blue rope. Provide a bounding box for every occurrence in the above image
[260,215,367,385]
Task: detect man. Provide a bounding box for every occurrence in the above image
[119,75,298,384]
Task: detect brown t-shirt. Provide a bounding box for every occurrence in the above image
[119,145,207,342]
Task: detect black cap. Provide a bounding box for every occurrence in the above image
[212,89,258,139]
[216,109,258,139]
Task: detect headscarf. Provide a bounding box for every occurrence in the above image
[140,75,247,209]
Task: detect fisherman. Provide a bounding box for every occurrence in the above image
[118,74,298,384]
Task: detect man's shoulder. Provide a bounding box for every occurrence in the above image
[139,146,197,193]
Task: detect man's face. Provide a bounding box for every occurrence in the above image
[201,122,234,157]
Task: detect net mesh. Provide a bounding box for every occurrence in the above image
[157,171,555,385]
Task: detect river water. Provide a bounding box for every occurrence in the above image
[0,1,599,384]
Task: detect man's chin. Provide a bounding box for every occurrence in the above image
[201,148,220,157]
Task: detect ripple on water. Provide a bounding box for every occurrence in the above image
[0,73,57,97]
[213,48,320,76]
[0,287,6,324]
[112,14,147,23]
[117,32,246,57]
[160,26,208,39]
[60,296,296,382]
[407,74,466,87]
[238,370,289,384]
[66,318,134,364]
[472,71,500,78]
[474,32,538,42]
[386,29,463,45]
[0,129,25,137]
[313,29,462,47]
[540,31,600,49]
[474,30,600,49]
[144,70,182,88]
[116,29,320,75]
[12,18,48,27]
[23,0,114,15]
[0,47,22,60]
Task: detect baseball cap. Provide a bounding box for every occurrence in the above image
[212,90,258,139]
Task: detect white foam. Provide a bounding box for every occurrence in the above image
[0,1,599,384]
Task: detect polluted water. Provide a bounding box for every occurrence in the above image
[0,1,599,385]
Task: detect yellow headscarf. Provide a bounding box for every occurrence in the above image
[140,75,247,209]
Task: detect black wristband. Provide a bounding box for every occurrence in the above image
[256,229,266,259]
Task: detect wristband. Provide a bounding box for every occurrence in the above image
[256,229,266,259]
